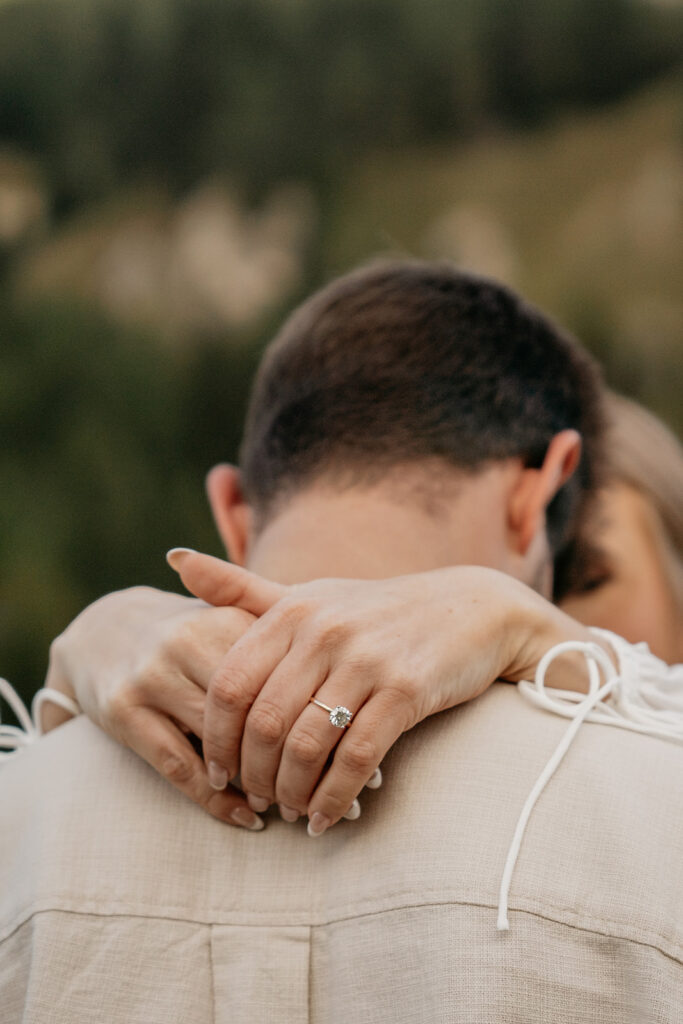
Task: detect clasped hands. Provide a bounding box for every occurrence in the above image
[46,552,589,834]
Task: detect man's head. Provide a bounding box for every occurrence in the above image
[206,260,604,597]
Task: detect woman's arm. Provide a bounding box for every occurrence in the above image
[168,551,608,834]
[40,554,618,837]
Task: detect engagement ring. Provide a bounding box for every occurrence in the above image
[309,699,354,729]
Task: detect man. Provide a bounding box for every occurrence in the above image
[1,262,681,1022]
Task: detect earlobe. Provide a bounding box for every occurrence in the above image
[205,464,252,566]
[508,430,582,556]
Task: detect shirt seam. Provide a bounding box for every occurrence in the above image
[2,901,682,968]
[3,887,680,940]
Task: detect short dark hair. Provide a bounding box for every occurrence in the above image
[240,260,605,598]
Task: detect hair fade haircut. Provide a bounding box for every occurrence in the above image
[240,260,605,599]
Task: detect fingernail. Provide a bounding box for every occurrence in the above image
[166,547,197,568]
[208,761,228,790]
[307,812,330,837]
[247,794,270,813]
[231,808,265,831]
[366,767,383,789]
[279,804,300,823]
[342,798,361,821]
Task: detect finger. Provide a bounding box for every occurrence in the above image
[238,646,330,809]
[274,670,372,813]
[305,691,411,835]
[135,672,206,739]
[124,706,265,831]
[201,606,296,783]
[166,549,285,615]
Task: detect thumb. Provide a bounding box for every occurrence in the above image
[166,549,286,615]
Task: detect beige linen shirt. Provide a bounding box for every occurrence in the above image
[1,682,682,1023]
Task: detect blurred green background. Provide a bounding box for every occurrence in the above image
[1,0,681,706]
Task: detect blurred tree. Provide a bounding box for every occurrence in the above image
[0,291,262,703]
[0,0,679,212]
[0,0,680,710]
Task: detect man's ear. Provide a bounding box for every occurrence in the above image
[205,464,252,566]
[508,430,582,556]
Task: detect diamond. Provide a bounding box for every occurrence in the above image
[329,705,353,728]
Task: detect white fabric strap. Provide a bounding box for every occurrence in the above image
[0,680,81,762]
[498,630,683,931]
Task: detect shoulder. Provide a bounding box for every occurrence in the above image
[0,717,218,940]
[1,686,682,950]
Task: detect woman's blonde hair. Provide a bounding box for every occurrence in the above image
[605,392,683,614]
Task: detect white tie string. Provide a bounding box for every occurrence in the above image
[0,677,38,758]
[497,630,683,931]
[0,679,81,762]
[3,633,682,931]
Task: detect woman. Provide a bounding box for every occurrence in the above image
[7,394,683,833]
[560,393,683,663]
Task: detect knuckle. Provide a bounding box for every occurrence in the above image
[210,663,253,714]
[102,683,140,726]
[160,619,198,662]
[287,728,327,768]
[345,652,382,678]
[338,737,378,776]
[376,681,419,724]
[316,789,353,819]
[386,675,419,701]
[311,614,350,651]
[133,657,170,702]
[274,597,309,628]
[246,701,287,747]
[160,749,196,787]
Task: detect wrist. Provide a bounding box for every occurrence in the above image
[436,567,538,694]
[500,582,601,693]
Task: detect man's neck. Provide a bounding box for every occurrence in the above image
[245,471,519,586]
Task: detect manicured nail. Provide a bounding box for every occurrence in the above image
[279,804,300,823]
[208,761,228,790]
[366,767,382,789]
[247,794,270,813]
[166,547,197,569]
[231,808,264,831]
[307,812,330,837]
[342,799,361,821]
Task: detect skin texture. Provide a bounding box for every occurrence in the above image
[169,551,603,835]
[47,589,263,829]
[45,437,595,834]
[560,483,682,664]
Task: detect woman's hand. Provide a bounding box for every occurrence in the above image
[46,586,266,830]
[168,551,596,836]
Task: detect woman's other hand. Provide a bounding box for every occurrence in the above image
[169,551,592,836]
[46,587,265,830]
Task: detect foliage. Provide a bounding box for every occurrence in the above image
[0,0,680,212]
[0,0,681,707]
[0,294,262,699]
